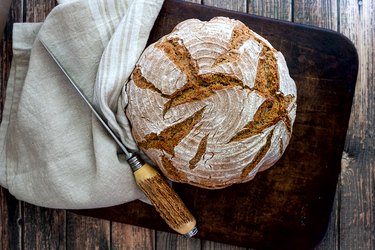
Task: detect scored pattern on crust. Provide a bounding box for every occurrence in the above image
[138,107,206,157]
[126,17,297,189]
[133,37,249,115]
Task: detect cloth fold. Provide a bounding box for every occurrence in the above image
[0,0,164,209]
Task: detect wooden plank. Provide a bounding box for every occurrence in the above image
[291,1,340,249]
[111,223,155,250]
[202,0,247,12]
[293,0,338,30]
[0,0,23,120]
[0,0,11,40]
[22,203,66,250]
[247,0,292,21]
[156,231,201,250]
[293,0,374,250]
[1,1,24,249]
[66,212,111,249]
[338,0,375,249]
[201,241,248,250]
[24,0,57,22]
[185,0,203,3]
[0,188,22,250]
[315,185,339,250]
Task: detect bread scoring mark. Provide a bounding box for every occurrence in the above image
[229,45,295,142]
[155,37,249,115]
[254,47,280,96]
[132,66,169,98]
[162,155,188,182]
[230,98,277,142]
[189,134,209,169]
[214,22,254,65]
[139,107,205,156]
[241,128,275,178]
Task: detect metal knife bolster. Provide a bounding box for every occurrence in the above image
[128,154,144,172]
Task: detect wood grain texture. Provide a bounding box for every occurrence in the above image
[185,0,202,3]
[22,203,66,250]
[24,0,57,22]
[202,241,248,250]
[66,212,110,249]
[0,189,22,250]
[156,231,201,250]
[247,0,292,21]
[0,2,23,250]
[339,0,375,249]
[111,222,155,250]
[203,0,247,12]
[0,0,372,250]
[293,0,375,250]
[315,188,339,250]
[294,0,338,30]
[0,0,11,40]
[0,0,22,121]
[291,2,341,249]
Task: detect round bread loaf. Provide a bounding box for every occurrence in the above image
[126,17,297,189]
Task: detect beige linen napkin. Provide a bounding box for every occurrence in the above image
[0,0,164,209]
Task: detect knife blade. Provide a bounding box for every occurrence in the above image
[39,38,198,238]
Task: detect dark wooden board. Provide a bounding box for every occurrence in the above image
[74,0,358,249]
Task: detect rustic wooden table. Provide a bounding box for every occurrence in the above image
[0,0,373,249]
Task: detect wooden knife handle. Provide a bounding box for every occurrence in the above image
[133,163,197,237]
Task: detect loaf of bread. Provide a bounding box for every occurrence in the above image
[126,17,297,189]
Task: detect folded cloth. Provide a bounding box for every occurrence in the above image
[0,0,164,209]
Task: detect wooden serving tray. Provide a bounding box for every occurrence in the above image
[75,0,358,249]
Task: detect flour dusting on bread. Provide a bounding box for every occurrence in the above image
[126,17,297,189]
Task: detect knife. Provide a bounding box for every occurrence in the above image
[39,38,198,238]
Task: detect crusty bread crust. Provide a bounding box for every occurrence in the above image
[126,17,297,189]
